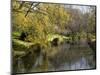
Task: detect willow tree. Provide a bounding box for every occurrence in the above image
[12,0,71,45]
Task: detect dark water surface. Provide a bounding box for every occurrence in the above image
[16,40,96,73]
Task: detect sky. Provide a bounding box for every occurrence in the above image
[72,5,90,13]
[64,4,92,13]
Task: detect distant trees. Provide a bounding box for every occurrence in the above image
[88,7,96,34]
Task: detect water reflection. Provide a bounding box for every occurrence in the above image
[55,57,91,71]
[15,42,96,73]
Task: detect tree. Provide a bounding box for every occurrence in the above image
[12,1,71,44]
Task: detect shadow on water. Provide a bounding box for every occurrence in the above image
[14,40,96,73]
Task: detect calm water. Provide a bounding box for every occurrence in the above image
[15,40,96,73]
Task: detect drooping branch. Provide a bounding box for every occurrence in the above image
[25,2,34,17]
[25,3,40,17]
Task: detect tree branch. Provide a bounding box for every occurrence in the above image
[25,3,40,17]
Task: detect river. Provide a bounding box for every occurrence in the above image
[15,40,96,73]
